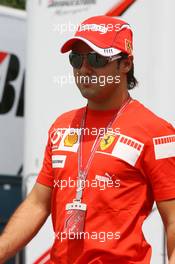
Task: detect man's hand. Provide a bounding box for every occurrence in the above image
[0,183,52,263]
[157,199,175,262]
[0,239,9,264]
[169,249,175,264]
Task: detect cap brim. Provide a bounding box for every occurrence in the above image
[60,36,121,57]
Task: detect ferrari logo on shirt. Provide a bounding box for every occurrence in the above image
[64,132,78,147]
[100,134,115,150]
[125,39,132,54]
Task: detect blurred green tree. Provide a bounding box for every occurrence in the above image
[0,0,25,10]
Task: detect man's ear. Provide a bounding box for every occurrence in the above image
[120,55,133,73]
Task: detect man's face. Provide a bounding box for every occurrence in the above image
[71,41,122,103]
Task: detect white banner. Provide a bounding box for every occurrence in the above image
[0,6,26,175]
[25,0,175,263]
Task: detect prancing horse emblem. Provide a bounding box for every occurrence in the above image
[100,134,115,151]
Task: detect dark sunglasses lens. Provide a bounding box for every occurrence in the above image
[88,53,108,68]
[69,52,82,69]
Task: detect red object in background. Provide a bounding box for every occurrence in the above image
[33,248,51,264]
[105,0,136,16]
[0,52,8,64]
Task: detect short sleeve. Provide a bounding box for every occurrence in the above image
[142,123,175,201]
[36,130,54,188]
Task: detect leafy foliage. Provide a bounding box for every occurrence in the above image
[0,0,25,10]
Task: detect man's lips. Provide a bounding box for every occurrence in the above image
[78,75,97,86]
[79,76,93,84]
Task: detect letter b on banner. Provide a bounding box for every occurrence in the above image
[0,52,24,116]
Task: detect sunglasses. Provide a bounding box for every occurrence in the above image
[69,51,122,69]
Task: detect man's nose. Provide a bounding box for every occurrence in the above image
[80,56,93,75]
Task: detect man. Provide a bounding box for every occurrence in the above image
[0,15,175,264]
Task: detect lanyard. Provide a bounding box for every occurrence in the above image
[75,96,133,202]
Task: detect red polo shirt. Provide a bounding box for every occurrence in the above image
[37,100,175,264]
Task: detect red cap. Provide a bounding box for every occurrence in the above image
[60,15,133,57]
